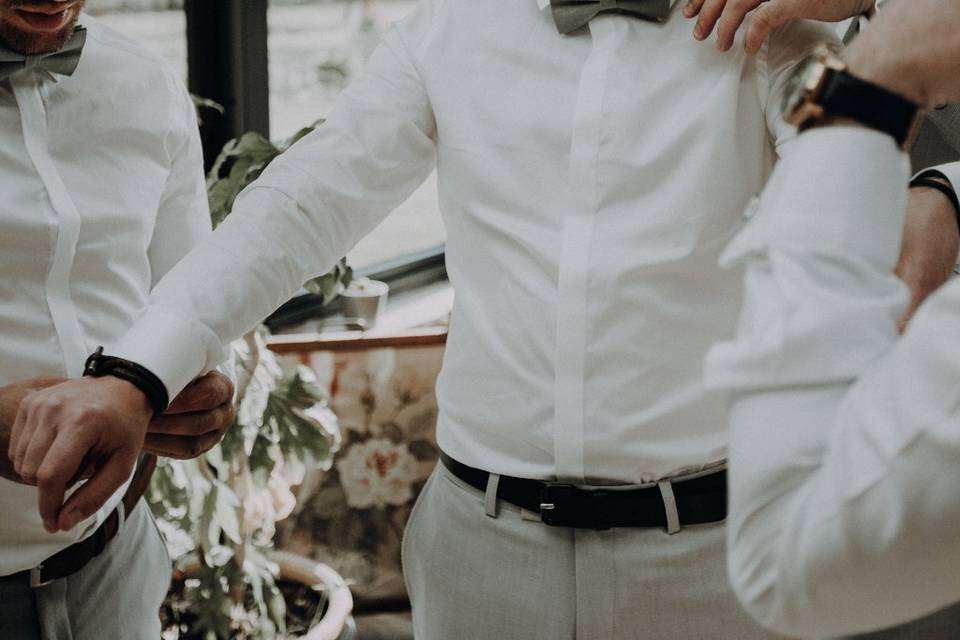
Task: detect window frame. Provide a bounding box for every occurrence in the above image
[183,0,447,328]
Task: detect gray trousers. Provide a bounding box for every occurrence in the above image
[0,501,171,640]
[402,464,960,640]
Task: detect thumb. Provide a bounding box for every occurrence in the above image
[56,449,137,531]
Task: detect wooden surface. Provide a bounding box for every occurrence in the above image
[267,325,447,354]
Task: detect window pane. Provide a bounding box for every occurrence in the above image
[87,1,187,81]
[268,0,445,270]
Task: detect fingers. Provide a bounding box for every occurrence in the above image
[35,427,94,532]
[144,401,235,459]
[148,401,235,437]
[10,392,48,479]
[716,0,765,52]
[744,2,790,55]
[683,0,708,19]
[691,0,728,42]
[18,424,57,484]
[685,0,779,54]
[142,430,226,460]
[165,372,234,414]
[8,398,28,472]
[56,448,138,532]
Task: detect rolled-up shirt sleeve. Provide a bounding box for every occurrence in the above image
[706,127,911,389]
[706,128,960,637]
[110,2,439,400]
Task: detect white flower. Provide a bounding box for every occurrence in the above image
[336,438,417,509]
[331,351,396,435]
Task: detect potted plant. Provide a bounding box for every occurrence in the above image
[149,124,356,640]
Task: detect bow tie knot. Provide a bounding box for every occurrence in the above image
[550,0,678,34]
[0,26,86,82]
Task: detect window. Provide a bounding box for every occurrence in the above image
[87,1,188,81]
[267,0,445,270]
[91,0,444,272]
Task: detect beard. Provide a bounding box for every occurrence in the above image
[0,1,86,55]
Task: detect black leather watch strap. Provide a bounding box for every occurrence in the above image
[83,346,169,417]
[816,69,919,147]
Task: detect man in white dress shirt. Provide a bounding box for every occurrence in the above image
[0,1,234,638]
[704,0,960,636]
[9,1,958,638]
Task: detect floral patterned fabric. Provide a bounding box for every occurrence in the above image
[276,346,443,606]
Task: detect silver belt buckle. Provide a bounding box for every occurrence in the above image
[30,564,53,588]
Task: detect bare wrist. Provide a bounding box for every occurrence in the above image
[843,45,927,107]
[97,376,154,420]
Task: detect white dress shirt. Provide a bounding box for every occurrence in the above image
[112,0,836,484]
[705,128,960,638]
[0,17,210,575]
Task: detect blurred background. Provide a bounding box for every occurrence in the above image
[88,0,444,271]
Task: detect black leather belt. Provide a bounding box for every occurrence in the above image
[5,454,157,587]
[440,452,726,530]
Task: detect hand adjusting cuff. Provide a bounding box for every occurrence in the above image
[83,346,169,417]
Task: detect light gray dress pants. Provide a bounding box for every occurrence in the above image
[0,501,171,640]
[402,463,778,640]
[403,464,960,640]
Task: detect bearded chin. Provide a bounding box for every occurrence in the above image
[0,7,82,55]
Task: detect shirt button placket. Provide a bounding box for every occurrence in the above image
[554,20,611,484]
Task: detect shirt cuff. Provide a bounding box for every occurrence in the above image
[108,307,225,403]
[721,127,910,269]
[913,161,960,191]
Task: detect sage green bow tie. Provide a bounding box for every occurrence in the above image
[550,0,678,34]
[0,25,86,82]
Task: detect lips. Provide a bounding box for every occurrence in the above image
[12,4,74,33]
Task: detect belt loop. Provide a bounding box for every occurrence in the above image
[658,481,681,535]
[117,501,127,530]
[484,473,501,518]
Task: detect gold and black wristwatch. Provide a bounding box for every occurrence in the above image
[782,44,923,150]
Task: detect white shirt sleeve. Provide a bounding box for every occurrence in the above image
[938,160,960,187]
[110,3,439,400]
[148,80,212,288]
[914,160,960,192]
[705,128,960,637]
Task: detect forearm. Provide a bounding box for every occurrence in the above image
[110,18,437,401]
[728,284,960,636]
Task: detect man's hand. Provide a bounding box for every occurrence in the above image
[8,376,153,533]
[145,371,235,460]
[0,377,66,484]
[895,184,960,332]
[684,0,875,54]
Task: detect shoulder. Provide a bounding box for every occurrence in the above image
[81,15,163,63]
[77,15,187,103]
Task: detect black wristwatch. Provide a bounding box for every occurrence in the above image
[782,44,922,149]
[83,346,169,417]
